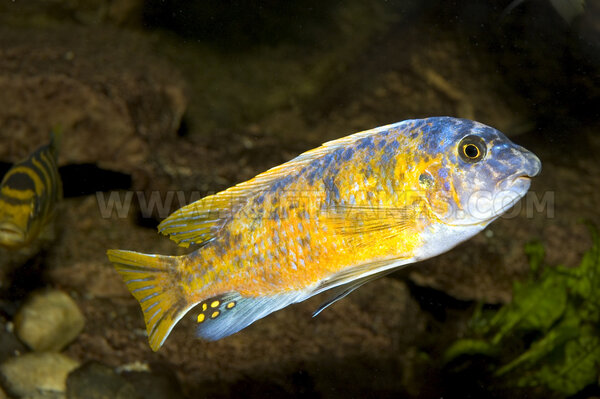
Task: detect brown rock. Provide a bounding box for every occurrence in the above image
[0,25,187,189]
[66,361,138,399]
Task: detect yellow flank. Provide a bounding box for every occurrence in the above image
[168,135,448,303]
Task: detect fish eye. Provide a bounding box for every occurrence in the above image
[418,172,434,188]
[458,135,486,163]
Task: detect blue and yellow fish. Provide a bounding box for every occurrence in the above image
[107,117,541,351]
[0,131,62,248]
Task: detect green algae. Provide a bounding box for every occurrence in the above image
[445,224,600,396]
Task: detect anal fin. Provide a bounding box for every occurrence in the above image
[194,291,306,341]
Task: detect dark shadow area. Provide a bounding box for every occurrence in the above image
[142,0,337,50]
[175,115,190,138]
[189,354,417,399]
[441,352,504,399]
[0,255,47,316]
[570,385,600,399]
[59,163,132,198]
[406,280,473,322]
[0,161,10,180]
[134,210,160,230]
[442,0,600,132]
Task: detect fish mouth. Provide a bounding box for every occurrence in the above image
[494,175,531,215]
[0,222,26,246]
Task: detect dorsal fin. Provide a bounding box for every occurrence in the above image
[49,127,63,159]
[158,123,397,247]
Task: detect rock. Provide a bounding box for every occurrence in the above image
[14,290,85,352]
[66,361,139,399]
[120,363,186,399]
[0,25,187,190]
[0,352,79,399]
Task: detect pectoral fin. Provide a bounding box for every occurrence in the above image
[323,204,420,247]
[311,256,413,314]
[313,269,396,316]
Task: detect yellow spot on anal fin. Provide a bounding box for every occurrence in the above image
[226,301,236,309]
[210,300,220,308]
[211,311,220,319]
[197,314,205,323]
[202,303,207,311]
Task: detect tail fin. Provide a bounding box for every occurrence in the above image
[107,249,192,351]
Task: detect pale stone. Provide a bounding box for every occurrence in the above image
[14,290,85,352]
[0,352,79,398]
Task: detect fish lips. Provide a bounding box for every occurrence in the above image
[493,176,532,215]
[0,222,27,246]
[485,148,541,217]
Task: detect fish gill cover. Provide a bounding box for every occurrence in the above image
[445,223,600,397]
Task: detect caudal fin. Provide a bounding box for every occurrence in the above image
[107,249,192,351]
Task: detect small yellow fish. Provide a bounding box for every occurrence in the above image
[107,117,541,351]
[0,131,62,248]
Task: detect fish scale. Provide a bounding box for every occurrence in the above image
[107,117,541,351]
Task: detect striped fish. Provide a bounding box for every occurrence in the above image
[0,131,63,248]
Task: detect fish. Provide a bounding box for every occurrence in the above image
[107,117,541,351]
[0,130,63,248]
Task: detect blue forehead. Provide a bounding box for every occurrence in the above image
[377,117,506,157]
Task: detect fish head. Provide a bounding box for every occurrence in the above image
[415,118,541,227]
[0,197,37,248]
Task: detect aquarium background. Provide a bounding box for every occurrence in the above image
[0,0,599,398]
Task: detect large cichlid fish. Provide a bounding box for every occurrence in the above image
[107,117,541,351]
[0,131,62,248]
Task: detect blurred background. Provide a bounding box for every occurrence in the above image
[0,1,599,398]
